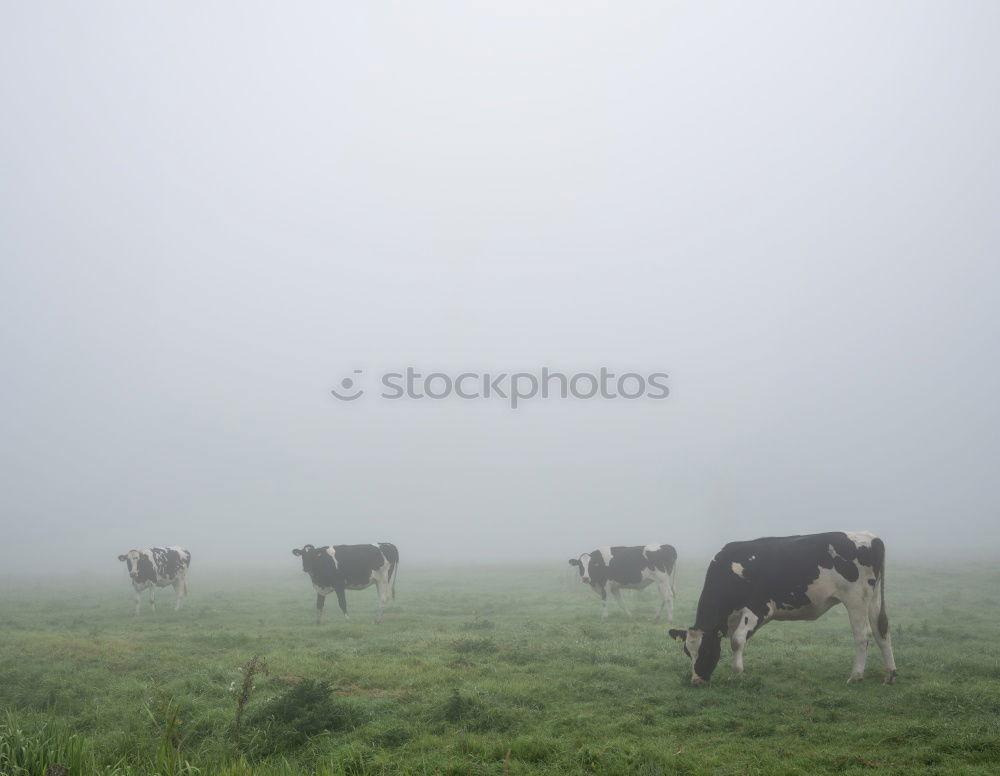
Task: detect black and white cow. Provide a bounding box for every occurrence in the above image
[569,544,677,620]
[291,543,399,624]
[117,546,191,615]
[669,531,898,685]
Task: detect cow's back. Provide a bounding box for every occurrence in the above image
[332,544,385,587]
[605,546,657,586]
[644,544,677,574]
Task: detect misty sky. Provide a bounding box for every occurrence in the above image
[2,2,999,576]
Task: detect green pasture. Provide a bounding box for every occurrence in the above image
[1,562,998,774]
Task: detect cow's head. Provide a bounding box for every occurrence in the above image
[291,544,320,574]
[669,627,723,685]
[118,550,142,580]
[568,551,605,586]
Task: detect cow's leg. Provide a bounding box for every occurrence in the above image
[730,609,759,675]
[868,600,898,684]
[654,577,673,622]
[599,585,609,620]
[609,584,632,618]
[133,587,142,616]
[149,586,156,612]
[173,577,184,611]
[335,587,349,621]
[374,576,388,624]
[846,601,871,683]
[315,593,326,625]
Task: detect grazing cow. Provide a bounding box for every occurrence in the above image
[291,543,399,624]
[668,531,898,685]
[568,544,677,621]
[117,546,191,615]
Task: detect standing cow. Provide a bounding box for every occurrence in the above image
[669,531,898,685]
[117,546,191,615]
[291,543,399,624]
[569,544,677,621]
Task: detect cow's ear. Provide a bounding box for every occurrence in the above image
[568,559,580,566]
[668,629,688,643]
[292,548,302,556]
[118,554,127,562]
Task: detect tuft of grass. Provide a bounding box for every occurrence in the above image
[245,679,366,755]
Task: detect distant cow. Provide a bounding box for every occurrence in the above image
[669,531,898,685]
[117,546,191,615]
[569,544,677,620]
[291,543,399,624]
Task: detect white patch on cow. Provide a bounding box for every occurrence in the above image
[770,565,846,621]
[124,550,142,579]
[644,544,661,553]
[685,629,704,681]
[845,531,875,548]
[729,608,759,674]
[731,562,745,578]
[326,546,339,569]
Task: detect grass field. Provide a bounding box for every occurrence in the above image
[1,561,999,775]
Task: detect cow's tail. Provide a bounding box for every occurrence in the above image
[379,543,399,600]
[874,537,889,639]
[665,545,678,598]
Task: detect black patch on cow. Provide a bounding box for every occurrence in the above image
[135,553,157,584]
[155,548,189,580]
[645,545,678,575]
[305,545,384,588]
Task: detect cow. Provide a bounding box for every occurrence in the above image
[117,546,191,615]
[291,543,399,624]
[568,544,677,621]
[668,531,898,685]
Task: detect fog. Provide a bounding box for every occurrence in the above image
[2,2,999,577]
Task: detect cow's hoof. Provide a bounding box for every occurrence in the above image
[883,670,898,685]
[691,676,708,686]
[847,674,864,684]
